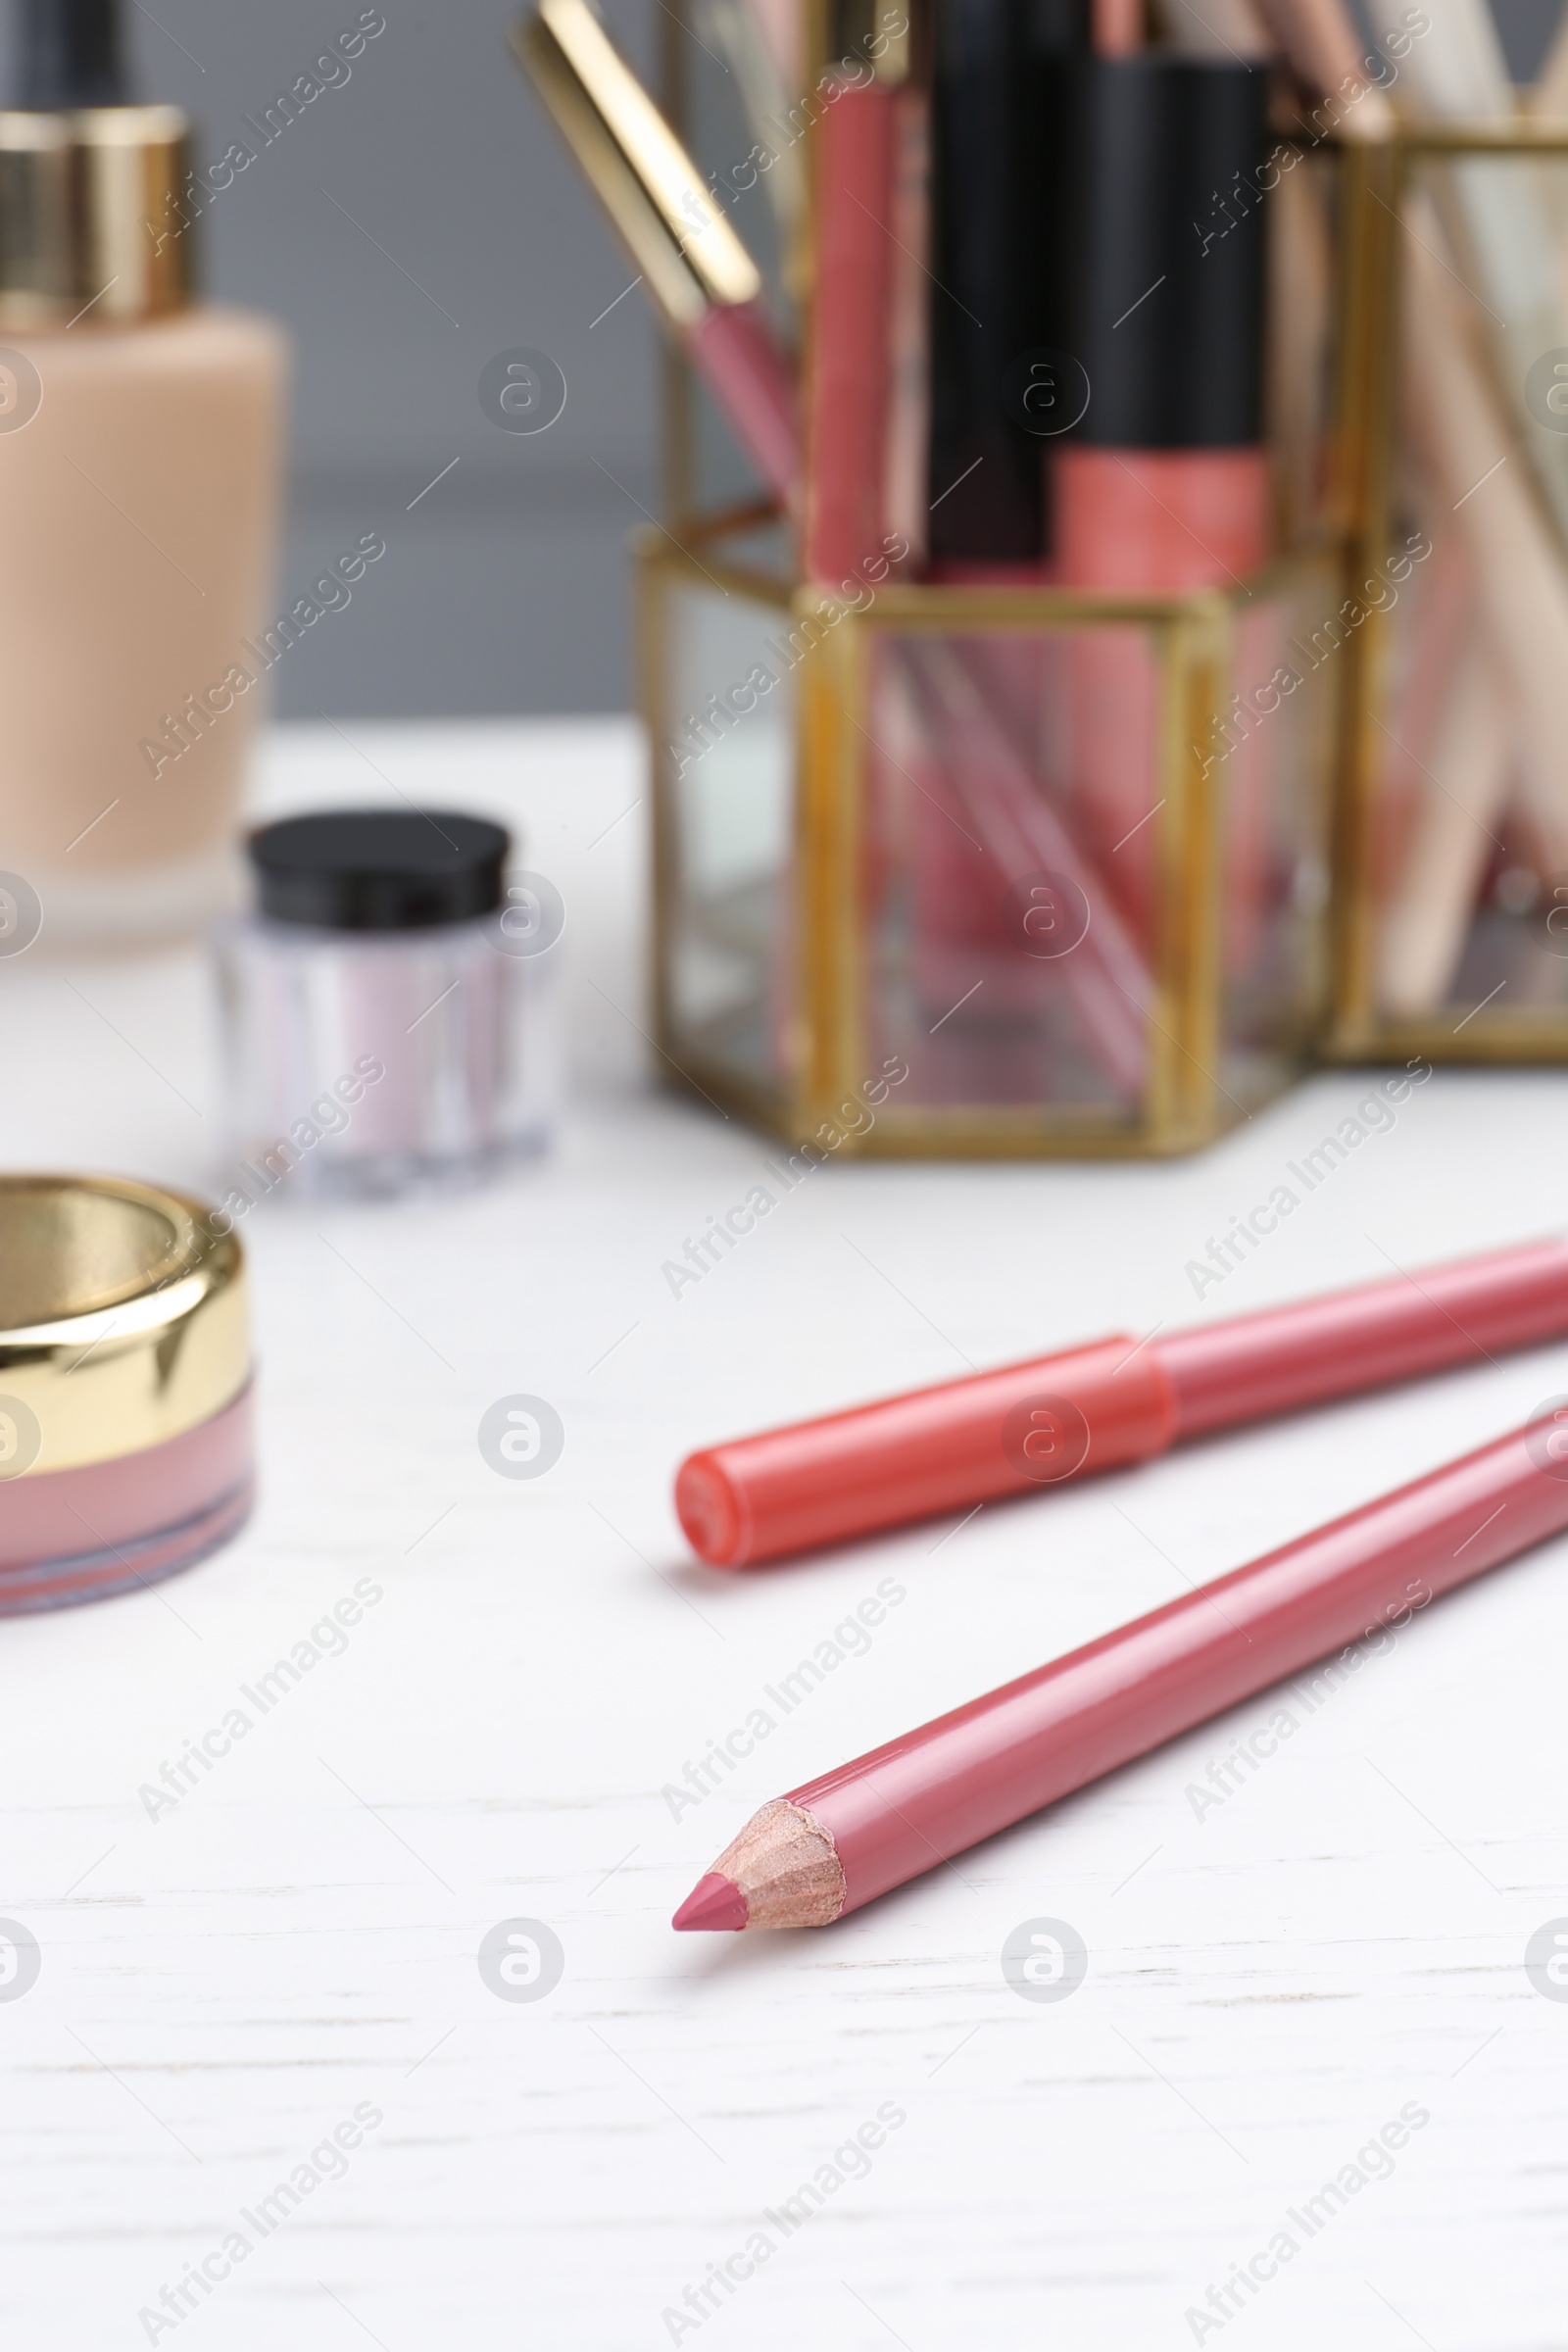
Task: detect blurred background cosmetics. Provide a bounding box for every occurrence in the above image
[9,0,1568,1621]
[549,0,1343,1151]
[0,0,287,946]
[0,1174,252,1610]
[895,48,1273,1102]
[217,809,558,1202]
[1270,0,1568,1056]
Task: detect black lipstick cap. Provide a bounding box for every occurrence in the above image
[1064,56,1269,451]
[927,0,1089,564]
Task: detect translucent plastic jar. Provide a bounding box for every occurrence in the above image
[216,809,559,1201]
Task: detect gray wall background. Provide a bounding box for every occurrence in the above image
[8,0,1562,718]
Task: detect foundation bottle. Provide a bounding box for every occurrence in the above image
[0,0,287,945]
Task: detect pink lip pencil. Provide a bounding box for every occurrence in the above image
[674,1410,1568,1930]
[676,1237,1568,1567]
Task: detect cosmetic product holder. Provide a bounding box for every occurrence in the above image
[644,521,1345,1155]
[1326,122,1568,1065]
[637,7,1348,1156]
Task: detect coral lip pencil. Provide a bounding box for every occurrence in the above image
[674,1239,1568,1568]
[673,1412,1568,1931]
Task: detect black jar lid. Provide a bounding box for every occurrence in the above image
[248,809,511,931]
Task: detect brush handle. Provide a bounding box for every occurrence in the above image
[686,300,797,504]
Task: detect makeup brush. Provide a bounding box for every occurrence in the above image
[516,0,797,500]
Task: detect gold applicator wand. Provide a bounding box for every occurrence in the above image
[515,0,797,499]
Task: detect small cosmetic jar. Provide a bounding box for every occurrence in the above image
[0,1176,253,1611]
[216,809,558,1200]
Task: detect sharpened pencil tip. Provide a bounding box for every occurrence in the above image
[672,1871,748,1932]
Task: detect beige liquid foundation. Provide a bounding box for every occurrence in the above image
[0,0,287,945]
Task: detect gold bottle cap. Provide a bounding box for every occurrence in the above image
[0,102,191,326]
[0,1175,249,1479]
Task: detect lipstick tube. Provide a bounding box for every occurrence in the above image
[1053,57,1272,952]
[803,57,899,581]
[925,0,1088,574]
[515,0,796,500]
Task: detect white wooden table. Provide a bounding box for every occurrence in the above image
[3,719,1567,2352]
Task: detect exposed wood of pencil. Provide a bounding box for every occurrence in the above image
[673,1418,1568,1932]
[681,1797,845,1931]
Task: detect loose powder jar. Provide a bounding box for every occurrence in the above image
[217,808,558,1201]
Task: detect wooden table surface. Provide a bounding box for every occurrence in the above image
[3,720,1566,2352]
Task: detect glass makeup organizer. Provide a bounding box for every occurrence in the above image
[639,4,1359,1157]
[1325,122,1568,1069]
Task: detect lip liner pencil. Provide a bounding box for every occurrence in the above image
[676,1238,1568,1567]
[674,1411,1568,1930]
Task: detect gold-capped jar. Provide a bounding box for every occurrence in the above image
[0,1176,253,1610]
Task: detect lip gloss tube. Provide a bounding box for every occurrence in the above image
[803,50,899,582]
[926,0,1088,573]
[1054,56,1271,945]
[1055,56,1270,579]
[675,1238,1568,1566]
